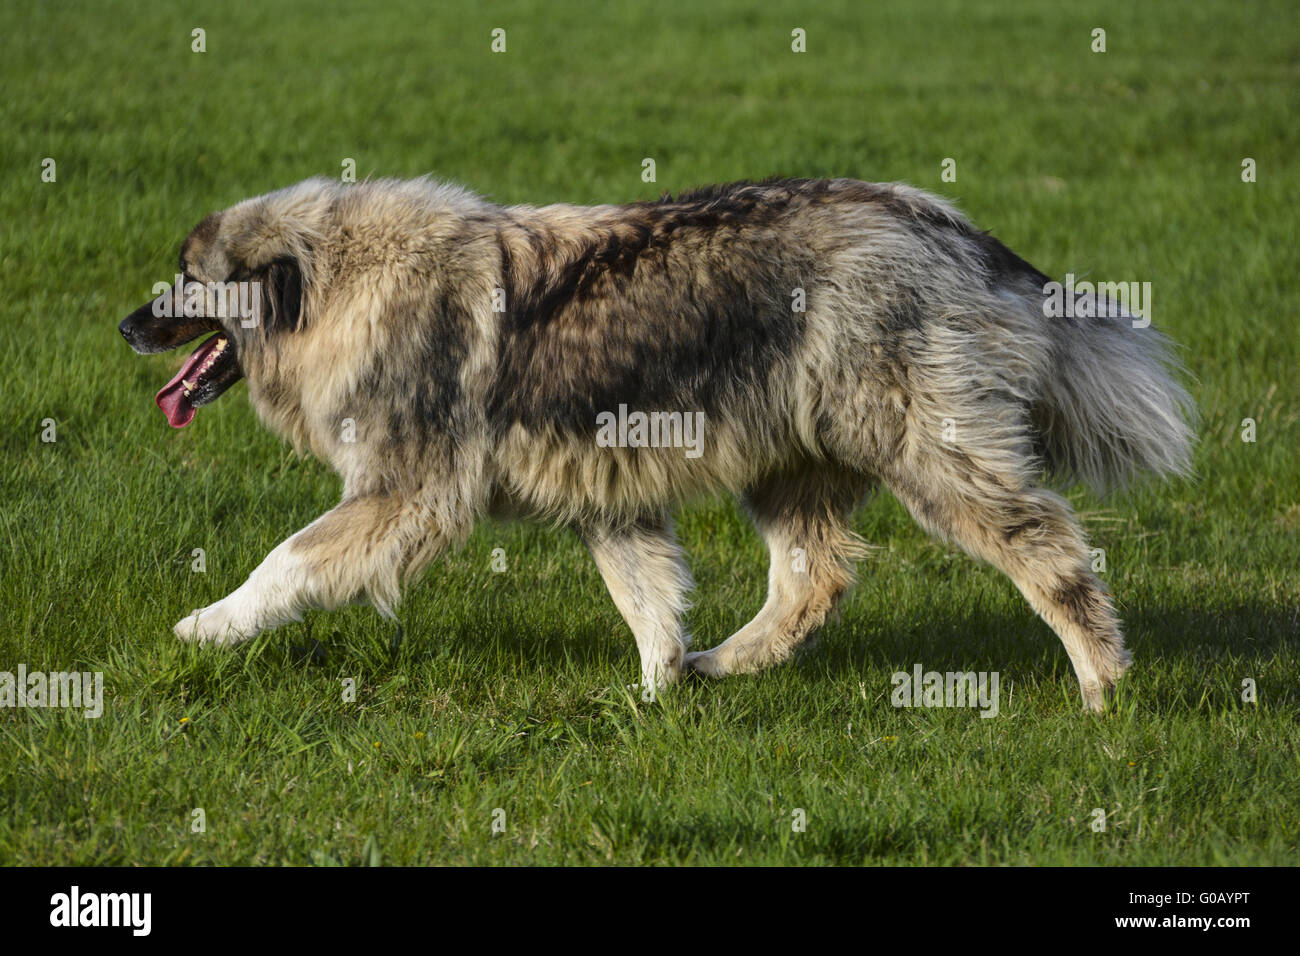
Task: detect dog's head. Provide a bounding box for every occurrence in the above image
[119,182,325,427]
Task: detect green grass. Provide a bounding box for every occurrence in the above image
[1,0,1297,865]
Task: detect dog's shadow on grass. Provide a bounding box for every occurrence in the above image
[286,592,632,676]
[1126,603,1299,659]
[800,597,1299,710]
[285,588,1297,709]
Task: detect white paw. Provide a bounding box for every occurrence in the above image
[173,597,259,646]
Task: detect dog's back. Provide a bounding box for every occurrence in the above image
[488,178,1191,521]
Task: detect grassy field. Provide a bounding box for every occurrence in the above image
[1,0,1297,865]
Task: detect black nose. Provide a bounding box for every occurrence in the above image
[118,317,135,342]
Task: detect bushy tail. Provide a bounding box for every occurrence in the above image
[1036,313,1195,494]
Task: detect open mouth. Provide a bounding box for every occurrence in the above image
[154,332,241,428]
[121,290,247,428]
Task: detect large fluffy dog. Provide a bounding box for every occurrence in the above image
[119,176,1193,710]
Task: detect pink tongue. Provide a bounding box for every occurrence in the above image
[155,336,222,428]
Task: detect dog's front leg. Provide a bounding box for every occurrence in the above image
[582,517,694,695]
[174,494,437,645]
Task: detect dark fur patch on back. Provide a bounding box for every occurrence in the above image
[825,178,1051,288]
[489,182,822,434]
[971,231,1051,286]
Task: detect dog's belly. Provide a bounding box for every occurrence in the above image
[488,417,786,526]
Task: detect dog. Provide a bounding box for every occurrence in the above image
[119,176,1194,711]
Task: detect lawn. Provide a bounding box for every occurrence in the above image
[0,0,1296,865]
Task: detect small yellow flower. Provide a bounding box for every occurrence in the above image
[1128,761,1136,766]
[179,717,189,723]
[373,741,381,748]
[883,735,897,742]
[414,732,425,739]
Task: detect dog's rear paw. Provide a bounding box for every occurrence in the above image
[1080,648,1132,712]
[684,649,728,677]
[1080,673,1128,714]
[174,600,258,647]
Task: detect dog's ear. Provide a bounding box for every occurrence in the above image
[184,183,325,333]
[261,257,304,332]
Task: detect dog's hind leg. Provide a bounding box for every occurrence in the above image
[686,466,870,678]
[582,516,693,695]
[174,494,446,645]
[882,453,1128,712]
